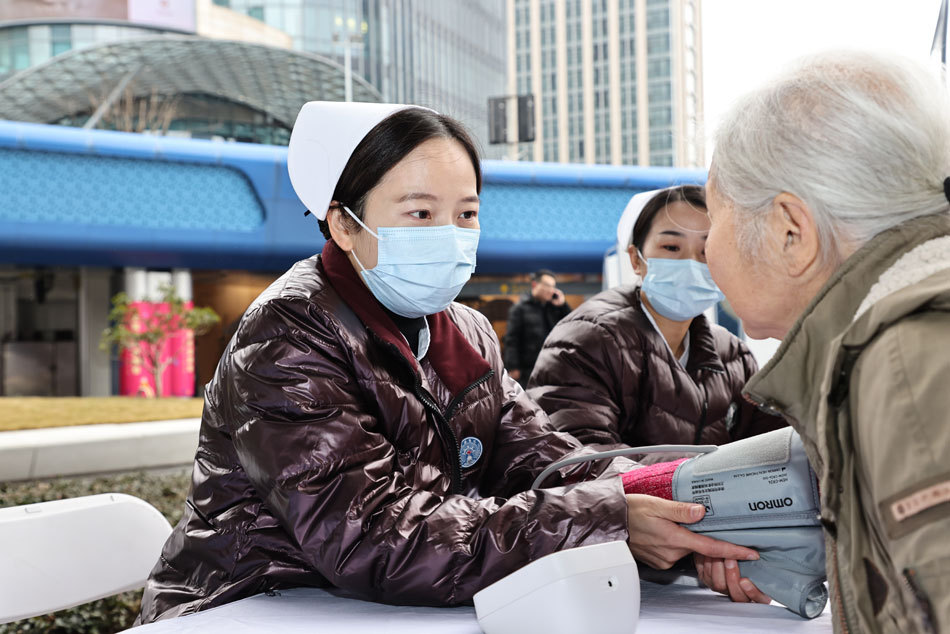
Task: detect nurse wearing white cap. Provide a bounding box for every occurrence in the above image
[528,186,787,604]
[136,106,760,623]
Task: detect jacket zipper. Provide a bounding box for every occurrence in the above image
[692,381,709,445]
[746,388,850,630]
[405,370,464,495]
[387,343,494,495]
[445,370,494,420]
[688,364,722,444]
[902,568,937,634]
[829,538,852,634]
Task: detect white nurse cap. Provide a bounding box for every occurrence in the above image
[615,187,675,251]
[287,101,434,220]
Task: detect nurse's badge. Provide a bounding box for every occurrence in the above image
[459,436,483,468]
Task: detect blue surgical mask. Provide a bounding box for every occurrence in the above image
[344,206,479,318]
[639,255,725,322]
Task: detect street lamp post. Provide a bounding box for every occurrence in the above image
[333,16,365,102]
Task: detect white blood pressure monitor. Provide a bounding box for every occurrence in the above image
[473,540,639,634]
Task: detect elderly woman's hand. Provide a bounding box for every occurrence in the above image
[625,494,759,569]
[694,553,773,604]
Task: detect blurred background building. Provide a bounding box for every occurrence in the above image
[0,0,509,398]
[508,0,703,166]
[0,0,507,153]
[0,1,710,399]
[0,0,347,145]
[222,0,508,158]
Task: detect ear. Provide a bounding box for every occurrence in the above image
[627,245,646,277]
[326,203,355,251]
[771,192,820,278]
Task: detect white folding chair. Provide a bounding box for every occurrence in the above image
[0,493,172,624]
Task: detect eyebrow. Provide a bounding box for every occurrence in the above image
[395,192,480,203]
[658,230,708,239]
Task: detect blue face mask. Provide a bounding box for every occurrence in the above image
[639,256,725,322]
[344,206,479,318]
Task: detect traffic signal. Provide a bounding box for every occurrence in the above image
[517,94,535,143]
[488,96,507,144]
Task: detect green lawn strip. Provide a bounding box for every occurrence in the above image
[0,397,203,432]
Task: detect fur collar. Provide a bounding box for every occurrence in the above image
[854,236,950,323]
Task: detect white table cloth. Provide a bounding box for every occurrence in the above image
[128,581,833,633]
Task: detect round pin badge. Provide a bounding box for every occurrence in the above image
[459,436,483,469]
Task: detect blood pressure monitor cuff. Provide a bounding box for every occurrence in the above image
[671,428,827,618]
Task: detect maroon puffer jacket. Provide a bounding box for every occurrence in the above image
[527,286,785,452]
[136,241,630,623]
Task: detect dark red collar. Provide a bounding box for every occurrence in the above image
[320,240,492,396]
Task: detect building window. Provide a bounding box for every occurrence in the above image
[213,0,231,6]
[50,24,72,57]
[647,33,670,55]
[649,106,672,127]
[650,129,673,151]
[647,58,671,78]
[247,6,264,21]
[647,7,671,29]
[0,27,31,74]
[648,83,672,103]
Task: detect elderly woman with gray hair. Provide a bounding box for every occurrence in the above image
[705,50,950,633]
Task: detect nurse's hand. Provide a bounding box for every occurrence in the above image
[695,554,772,604]
[625,494,759,569]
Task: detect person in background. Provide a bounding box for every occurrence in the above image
[503,269,570,385]
[528,186,785,456]
[705,50,950,633]
[526,186,785,603]
[135,103,760,623]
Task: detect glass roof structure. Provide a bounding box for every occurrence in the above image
[0,35,381,128]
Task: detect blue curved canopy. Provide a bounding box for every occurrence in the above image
[0,120,706,273]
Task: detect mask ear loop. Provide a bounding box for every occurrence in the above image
[636,248,648,275]
[350,249,371,273]
[341,205,383,241]
[337,205,381,273]
[303,206,384,243]
[628,245,648,278]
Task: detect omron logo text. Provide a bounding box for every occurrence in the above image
[748,497,794,511]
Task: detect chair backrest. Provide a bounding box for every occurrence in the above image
[0,493,173,624]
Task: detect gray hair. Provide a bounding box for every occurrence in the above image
[711,50,950,263]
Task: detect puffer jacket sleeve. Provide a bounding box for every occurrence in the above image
[731,339,787,439]
[463,310,637,497]
[526,317,638,446]
[852,314,950,632]
[226,300,629,606]
[502,301,524,369]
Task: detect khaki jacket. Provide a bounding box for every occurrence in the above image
[744,214,950,633]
